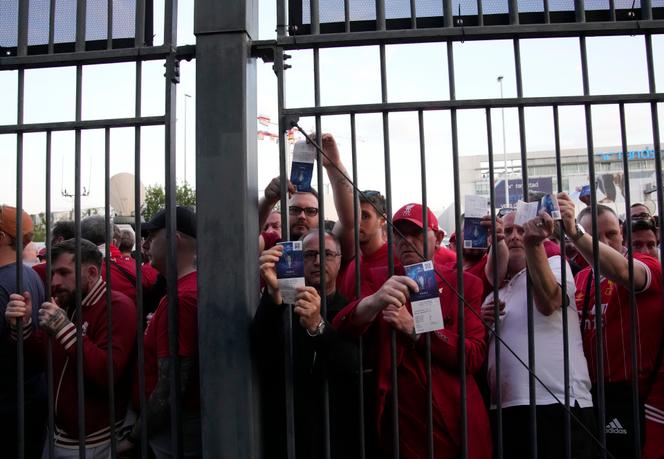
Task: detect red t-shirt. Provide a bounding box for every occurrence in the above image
[433,246,456,266]
[575,253,664,394]
[136,271,199,410]
[337,243,395,301]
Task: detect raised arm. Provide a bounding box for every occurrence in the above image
[321,134,357,263]
[523,212,563,316]
[482,215,508,287]
[558,192,649,290]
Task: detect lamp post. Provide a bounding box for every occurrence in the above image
[497,76,509,207]
[184,93,192,185]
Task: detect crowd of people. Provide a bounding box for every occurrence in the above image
[0,132,662,458]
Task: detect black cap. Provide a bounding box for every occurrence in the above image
[142,206,196,238]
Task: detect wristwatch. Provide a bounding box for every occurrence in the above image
[307,319,326,337]
[569,222,586,242]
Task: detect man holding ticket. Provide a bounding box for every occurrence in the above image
[257,133,356,262]
[333,203,491,459]
[253,229,361,458]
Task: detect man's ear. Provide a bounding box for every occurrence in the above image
[434,229,444,249]
[86,263,100,281]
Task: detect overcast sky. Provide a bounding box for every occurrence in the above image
[1,0,663,219]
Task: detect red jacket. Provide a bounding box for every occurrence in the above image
[19,278,136,446]
[333,265,492,459]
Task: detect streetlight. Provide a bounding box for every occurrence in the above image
[184,93,192,185]
[497,75,509,207]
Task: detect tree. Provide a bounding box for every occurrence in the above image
[142,182,196,221]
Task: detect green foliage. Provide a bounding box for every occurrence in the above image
[142,182,196,221]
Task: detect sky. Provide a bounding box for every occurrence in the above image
[1,0,663,222]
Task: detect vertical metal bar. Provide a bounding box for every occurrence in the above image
[609,0,616,22]
[618,102,642,459]
[410,0,417,29]
[485,108,503,459]
[48,0,56,53]
[15,0,27,441]
[642,0,652,20]
[103,127,117,457]
[579,35,607,458]
[74,63,86,459]
[107,0,113,49]
[376,0,386,30]
[575,0,586,23]
[274,43,296,459]
[76,0,86,51]
[418,110,434,459]
[477,0,484,26]
[543,0,550,24]
[313,42,332,459]
[350,113,366,459]
[311,0,320,34]
[553,105,572,459]
[134,59,149,459]
[443,0,453,27]
[447,39,468,459]
[378,41,398,459]
[514,37,537,459]
[135,0,146,46]
[194,0,260,455]
[645,35,664,459]
[164,0,182,456]
[45,131,56,459]
[344,0,351,32]
[508,0,519,25]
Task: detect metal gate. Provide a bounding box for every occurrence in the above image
[2,0,664,458]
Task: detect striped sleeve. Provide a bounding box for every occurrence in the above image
[9,317,33,340]
[56,322,77,351]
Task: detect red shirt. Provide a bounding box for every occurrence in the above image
[337,243,394,301]
[21,279,136,443]
[333,265,492,459]
[433,246,456,266]
[137,271,200,411]
[575,253,664,394]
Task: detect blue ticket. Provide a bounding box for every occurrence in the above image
[290,140,316,192]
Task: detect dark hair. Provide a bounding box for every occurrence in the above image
[118,229,135,253]
[360,190,386,216]
[624,218,658,237]
[52,220,75,241]
[81,215,107,245]
[52,239,103,269]
[578,204,616,223]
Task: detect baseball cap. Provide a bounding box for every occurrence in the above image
[392,203,439,232]
[142,206,196,238]
[0,205,34,245]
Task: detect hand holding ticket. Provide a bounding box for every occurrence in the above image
[276,241,305,304]
[290,140,316,192]
[404,261,444,334]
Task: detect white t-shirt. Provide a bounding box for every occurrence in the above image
[486,255,593,409]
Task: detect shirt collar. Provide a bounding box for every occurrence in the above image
[82,276,107,307]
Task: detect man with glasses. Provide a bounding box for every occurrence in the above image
[630,202,652,221]
[253,229,360,458]
[257,134,355,261]
[0,205,47,459]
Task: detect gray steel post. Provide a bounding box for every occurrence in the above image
[194,0,259,457]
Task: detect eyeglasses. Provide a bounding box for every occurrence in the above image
[303,249,341,261]
[632,212,653,221]
[289,206,319,217]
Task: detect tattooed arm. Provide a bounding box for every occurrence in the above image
[128,356,196,443]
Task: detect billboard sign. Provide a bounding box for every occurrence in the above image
[494,177,553,206]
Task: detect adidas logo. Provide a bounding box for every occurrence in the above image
[605,418,628,435]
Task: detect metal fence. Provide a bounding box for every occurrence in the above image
[3,0,664,458]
